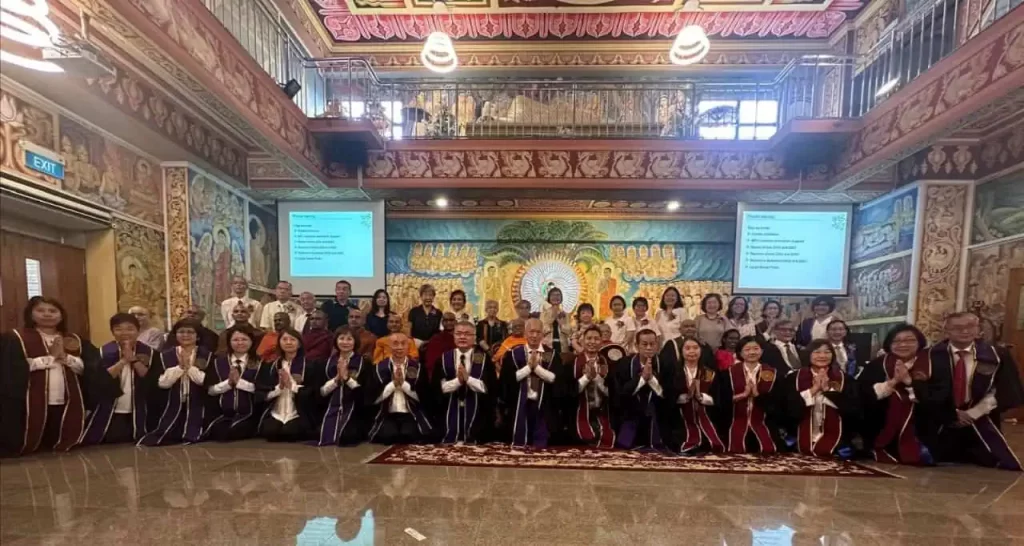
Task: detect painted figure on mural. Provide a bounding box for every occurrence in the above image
[194,232,215,313]
[598,266,617,320]
[481,263,503,304]
[213,227,232,305]
[250,215,267,287]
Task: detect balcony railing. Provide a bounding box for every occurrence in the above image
[307,56,858,141]
[201,0,324,115]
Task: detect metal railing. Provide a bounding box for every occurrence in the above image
[852,0,1021,116]
[306,56,857,141]
[201,0,324,114]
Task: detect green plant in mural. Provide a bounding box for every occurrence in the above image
[483,220,608,267]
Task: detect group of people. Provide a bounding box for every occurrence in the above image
[1,279,1020,473]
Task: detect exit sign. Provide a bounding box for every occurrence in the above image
[20,141,65,183]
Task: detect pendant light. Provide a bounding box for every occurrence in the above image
[0,0,64,72]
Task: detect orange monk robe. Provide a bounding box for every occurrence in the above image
[256,331,280,362]
[493,335,526,378]
[372,337,419,364]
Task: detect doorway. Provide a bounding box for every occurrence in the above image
[0,230,89,336]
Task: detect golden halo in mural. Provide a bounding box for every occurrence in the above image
[511,254,590,312]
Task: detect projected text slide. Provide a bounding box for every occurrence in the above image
[736,210,849,292]
[289,211,374,278]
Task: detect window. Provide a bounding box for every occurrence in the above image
[697,99,778,141]
[342,101,405,140]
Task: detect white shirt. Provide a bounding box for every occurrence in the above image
[576,355,609,408]
[810,315,834,342]
[260,300,301,329]
[949,343,998,420]
[655,308,687,342]
[293,309,317,333]
[266,360,301,423]
[605,315,637,347]
[157,347,205,402]
[114,351,139,414]
[320,354,362,396]
[726,317,757,339]
[774,339,801,370]
[441,349,488,394]
[207,355,257,396]
[221,296,263,328]
[375,358,420,414]
[677,364,714,406]
[799,370,839,445]
[28,332,85,405]
[515,346,556,401]
[832,343,848,368]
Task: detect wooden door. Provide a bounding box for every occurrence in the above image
[0,230,89,337]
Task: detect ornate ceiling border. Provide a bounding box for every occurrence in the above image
[72,0,326,188]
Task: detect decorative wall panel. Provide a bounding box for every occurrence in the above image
[914,184,968,341]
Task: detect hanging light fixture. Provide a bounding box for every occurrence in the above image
[0,0,64,72]
[669,24,710,66]
[420,30,457,74]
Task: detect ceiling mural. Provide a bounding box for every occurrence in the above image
[305,0,863,43]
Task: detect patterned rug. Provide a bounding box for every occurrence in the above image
[367,444,900,478]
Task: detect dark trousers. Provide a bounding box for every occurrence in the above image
[105,414,135,444]
[262,417,308,443]
[934,426,1004,468]
[206,417,258,442]
[373,413,421,445]
[39,404,66,450]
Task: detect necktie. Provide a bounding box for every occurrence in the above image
[234,359,242,368]
[786,343,800,369]
[953,350,968,409]
[529,351,541,393]
[302,314,312,334]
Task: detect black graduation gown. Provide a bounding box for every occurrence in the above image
[499,345,565,446]
[254,358,317,441]
[859,355,942,464]
[761,342,796,375]
[785,366,860,458]
[615,353,677,449]
[367,358,436,444]
[0,330,107,456]
[431,350,500,444]
[310,354,376,446]
[667,359,729,453]
[476,320,508,354]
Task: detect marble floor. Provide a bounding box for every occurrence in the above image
[2,430,1024,546]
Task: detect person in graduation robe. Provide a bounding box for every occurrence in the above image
[924,312,1023,471]
[671,336,726,454]
[256,328,313,442]
[476,300,508,356]
[0,296,103,456]
[787,340,860,459]
[139,319,213,446]
[825,319,859,377]
[181,305,220,354]
[616,328,675,450]
[422,312,457,381]
[667,319,717,369]
[302,310,334,362]
[80,313,160,446]
[202,326,262,442]
[316,326,374,446]
[433,321,500,444]
[725,336,785,454]
[368,333,434,444]
[501,318,563,447]
[859,324,938,465]
[572,326,616,448]
[216,303,264,354]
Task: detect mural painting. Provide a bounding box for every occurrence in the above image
[850,186,918,263]
[967,239,1024,336]
[248,204,279,290]
[114,221,168,328]
[844,254,912,322]
[0,92,58,185]
[58,117,164,225]
[189,170,247,329]
[972,170,1024,244]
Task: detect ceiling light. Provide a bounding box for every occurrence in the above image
[434,197,448,208]
[0,0,63,72]
[420,31,457,74]
[666,200,681,211]
[875,77,900,98]
[669,25,710,66]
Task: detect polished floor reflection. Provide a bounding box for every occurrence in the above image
[2,430,1024,545]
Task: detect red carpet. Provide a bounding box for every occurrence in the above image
[367,444,900,478]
